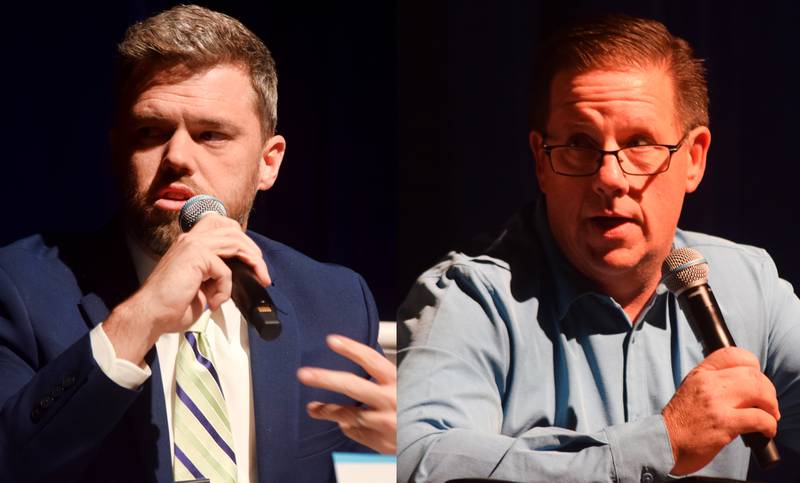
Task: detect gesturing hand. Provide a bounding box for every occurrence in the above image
[297,335,397,454]
[662,346,780,475]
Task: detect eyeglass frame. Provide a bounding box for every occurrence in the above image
[541,133,688,177]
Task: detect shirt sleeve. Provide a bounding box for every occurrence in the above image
[760,251,800,455]
[90,323,151,389]
[397,259,675,483]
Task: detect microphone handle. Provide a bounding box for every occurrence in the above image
[678,285,780,470]
[227,259,282,341]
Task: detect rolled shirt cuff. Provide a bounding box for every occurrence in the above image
[90,323,151,389]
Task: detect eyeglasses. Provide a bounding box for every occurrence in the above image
[542,134,687,176]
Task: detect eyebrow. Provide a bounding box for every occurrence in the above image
[193,118,240,133]
[129,112,241,134]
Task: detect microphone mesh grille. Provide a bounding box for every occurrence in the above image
[179,195,227,232]
[661,247,709,293]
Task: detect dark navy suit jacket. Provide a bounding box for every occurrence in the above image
[0,224,379,482]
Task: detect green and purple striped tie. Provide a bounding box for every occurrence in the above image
[173,311,237,483]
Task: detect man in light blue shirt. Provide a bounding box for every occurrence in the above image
[397,15,800,482]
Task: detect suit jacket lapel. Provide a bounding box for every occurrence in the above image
[68,225,172,482]
[250,281,300,483]
[54,222,138,330]
[129,348,173,483]
[72,226,303,482]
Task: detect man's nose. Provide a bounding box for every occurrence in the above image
[592,153,629,197]
[161,129,197,174]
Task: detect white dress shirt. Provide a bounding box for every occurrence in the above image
[89,238,258,483]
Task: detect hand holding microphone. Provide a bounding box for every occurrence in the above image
[104,195,275,364]
[180,195,281,341]
[661,248,780,474]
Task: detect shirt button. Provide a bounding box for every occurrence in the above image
[641,472,654,483]
[30,407,42,422]
[39,396,55,409]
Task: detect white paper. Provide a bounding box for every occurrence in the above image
[333,452,397,483]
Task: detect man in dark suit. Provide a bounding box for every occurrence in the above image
[0,5,396,482]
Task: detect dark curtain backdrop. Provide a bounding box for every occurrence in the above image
[3,1,800,477]
[397,2,800,480]
[6,0,800,322]
[398,0,800,300]
[0,1,398,316]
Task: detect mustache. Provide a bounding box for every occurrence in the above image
[145,171,205,202]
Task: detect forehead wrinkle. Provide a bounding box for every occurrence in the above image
[549,68,679,137]
[559,104,663,131]
[551,107,669,144]
[565,76,660,102]
[134,68,258,114]
[135,89,227,114]
[560,83,665,116]
[132,96,242,128]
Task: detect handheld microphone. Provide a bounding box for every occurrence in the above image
[179,194,281,341]
[662,247,780,470]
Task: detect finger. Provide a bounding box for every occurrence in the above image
[307,401,361,425]
[177,228,251,259]
[721,367,780,419]
[216,233,271,287]
[187,294,207,325]
[327,335,396,384]
[307,402,397,454]
[308,402,395,431]
[238,243,271,286]
[307,402,393,437]
[175,211,272,287]
[306,402,368,448]
[297,367,391,408]
[183,215,256,258]
[199,254,233,310]
[242,255,271,287]
[341,426,396,455]
[730,407,778,439]
[190,211,242,232]
[192,230,271,286]
[701,347,761,371]
[348,409,396,434]
[190,214,260,258]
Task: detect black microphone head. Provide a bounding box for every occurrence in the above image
[662,247,710,295]
[179,194,227,232]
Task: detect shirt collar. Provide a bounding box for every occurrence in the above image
[532,199,598,320]
[124,234,234,342]
[532,198,671,323]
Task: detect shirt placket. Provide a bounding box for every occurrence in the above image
[615,295,658,424]
[625,321,649,423]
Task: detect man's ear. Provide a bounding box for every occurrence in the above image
[529,130,550,193]
[257,134,286,191]
[685,126,710,193]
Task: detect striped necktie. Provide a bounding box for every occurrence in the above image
[173,310,238,483]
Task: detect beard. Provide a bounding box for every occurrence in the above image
[120,166,260,256]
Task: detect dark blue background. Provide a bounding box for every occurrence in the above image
[0,1,398,314]
[397,0,800,303]
[6,1,800,323]
[395,2,800,480]
[3,0,800,480]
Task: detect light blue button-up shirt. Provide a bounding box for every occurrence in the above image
[397,202,800,482]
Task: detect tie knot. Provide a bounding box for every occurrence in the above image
[186,309,213,335]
